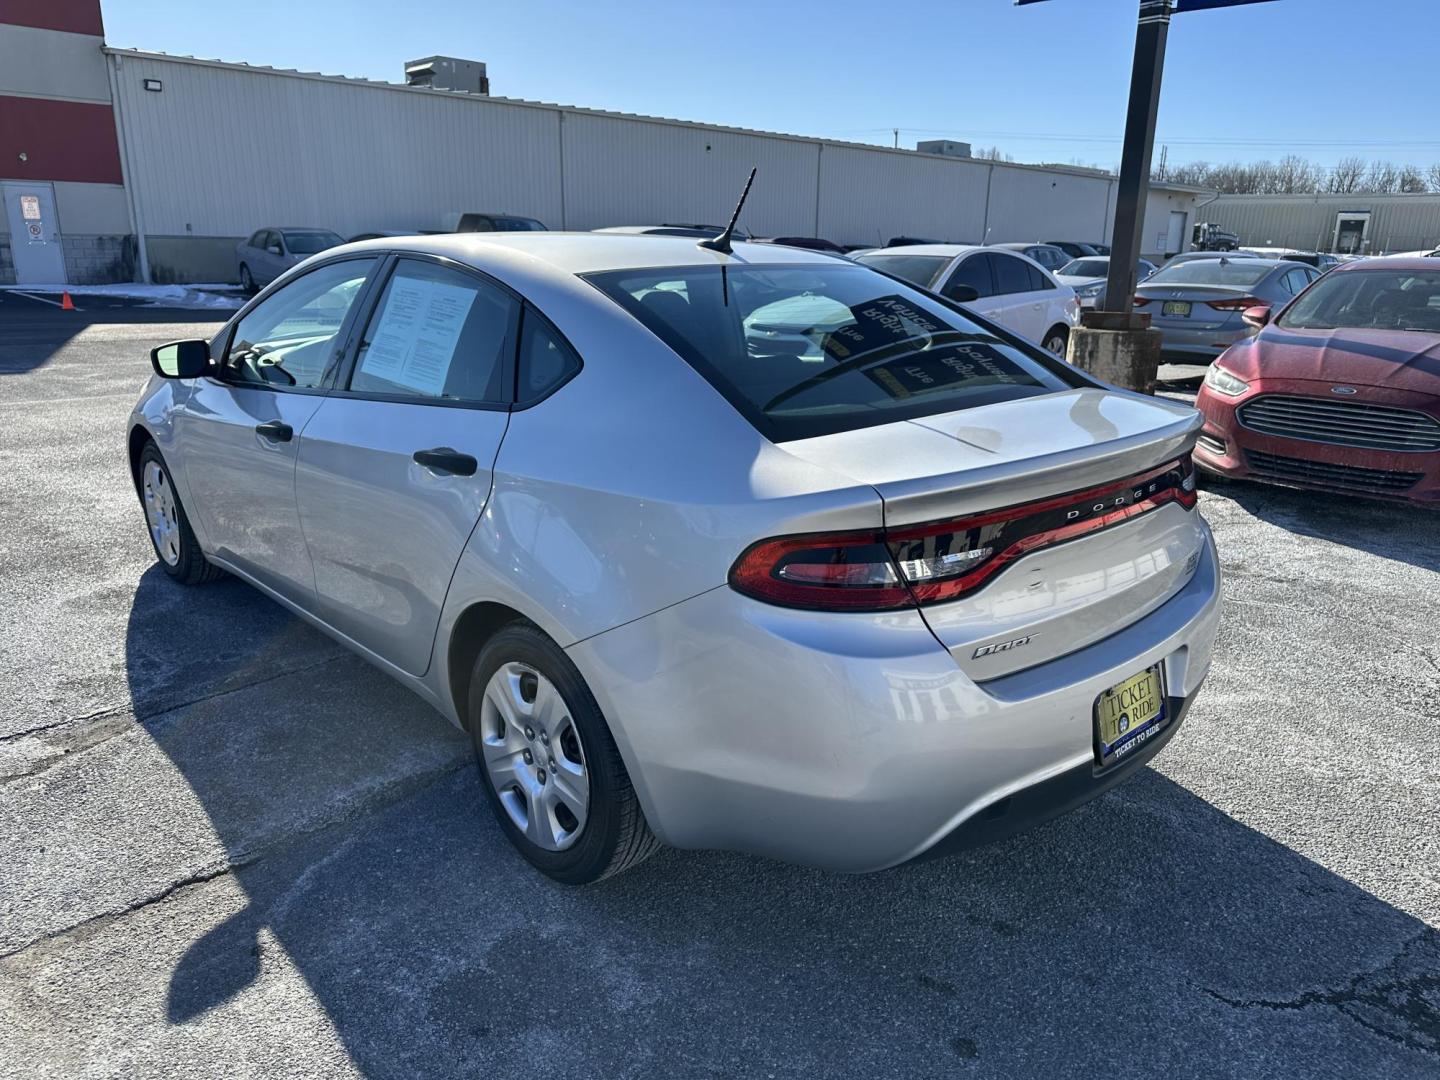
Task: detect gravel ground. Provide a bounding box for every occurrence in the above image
[1,293,1436,1079]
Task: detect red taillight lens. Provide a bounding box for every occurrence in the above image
[1205,296,1262,311]
[1133,295,1152,307]
[730,457,1197,611]
[728,531,913,610]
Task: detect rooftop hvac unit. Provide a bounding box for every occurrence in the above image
[404,56,489,95]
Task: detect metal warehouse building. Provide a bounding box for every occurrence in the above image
[1,1,1208,286]
[1203,193,1440,256]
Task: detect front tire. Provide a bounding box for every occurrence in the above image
[467,622,660,884]
[138,442,224,585]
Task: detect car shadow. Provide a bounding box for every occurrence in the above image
[0,295,232,376]
[1201,474,1440,574]
[124,570,1439,1078]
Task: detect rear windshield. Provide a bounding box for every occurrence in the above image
[282,230,342,255]
[853,253,951,288]
[1278,269,1440,332]
[1146,260,1272,287]
[587,263,1075,441]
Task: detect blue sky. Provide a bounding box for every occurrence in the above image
[101,0,1440,172]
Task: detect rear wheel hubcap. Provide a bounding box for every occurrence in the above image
[479,662,589,851]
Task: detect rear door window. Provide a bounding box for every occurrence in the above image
[588,263,1077,441]
[992,253,1035,296]
[945,254,993,298]
[349,259,518,404]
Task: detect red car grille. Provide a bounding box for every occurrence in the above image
[1237,394,1440,453]
[1245,450,1424,494]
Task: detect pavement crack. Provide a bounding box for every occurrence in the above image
[0,654,351,787]
[0,862,240,964]
[1204,929,1440,1057]
[0,753,469,964]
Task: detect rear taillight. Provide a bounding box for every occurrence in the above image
[728,530,913,610]
[1133,295,1152,307]
[729,457,1197,612]
[1205,296,1262,311]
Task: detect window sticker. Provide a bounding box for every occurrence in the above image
[360,276,477,396]
[20,196,41,220]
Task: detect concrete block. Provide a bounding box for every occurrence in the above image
[1067,320,1162,395]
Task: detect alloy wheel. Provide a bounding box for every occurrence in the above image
[478,662,590,851]
[1045,332,1067,356]
[142,460,181,566]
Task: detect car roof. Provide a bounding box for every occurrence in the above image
[993,242,1058,250]
[335,231,845,278]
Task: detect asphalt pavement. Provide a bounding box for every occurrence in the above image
[1,292,1436,1079]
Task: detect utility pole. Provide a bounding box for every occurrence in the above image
[893,128,899,149]
[1100,0,1171,314]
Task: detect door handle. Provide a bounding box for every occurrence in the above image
[413,447,478,476]
[255,420,293,442]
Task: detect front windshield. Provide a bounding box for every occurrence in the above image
[282,230,342,255]
[1060,258,1109,278]
[587,263,1075,441]
[1147,261,1272,287]
[1278,269,1440,332]
[853,254,951,288]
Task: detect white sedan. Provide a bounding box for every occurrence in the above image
[1055,255,1159,309]
[856,244,1080,354]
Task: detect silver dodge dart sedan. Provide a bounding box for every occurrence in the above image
[128,233,1220,884]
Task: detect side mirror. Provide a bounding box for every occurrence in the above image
[151,339,211,379]
[1241,305,1272,330]
[946,284,980,303]
[267,244,283,255]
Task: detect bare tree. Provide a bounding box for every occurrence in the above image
[1429,163,1440,191]
[972,145,1014,163]
[1399,165,1429,193]
[1364,160,1400,193]
[1326,157,1367,193]
[1274,154,1321,194]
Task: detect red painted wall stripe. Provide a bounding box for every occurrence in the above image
[0,0,104,36]
[0,96,122,184]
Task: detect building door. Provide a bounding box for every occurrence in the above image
[1334,212,1370,255]
[2,182,67,284]
[1166,210,1188,256]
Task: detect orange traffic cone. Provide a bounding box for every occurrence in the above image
[60,291,75,311]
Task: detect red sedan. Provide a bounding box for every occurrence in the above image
[1194,257,1440,505]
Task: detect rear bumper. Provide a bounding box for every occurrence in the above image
[1152,321,1250,362]
[568,522,1221,872]
[1195,380,1440,505]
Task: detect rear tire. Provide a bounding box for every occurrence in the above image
[467,622,661,884]
[239,264,256,295]
[1042,326,1069,356]
[138,442,224,585]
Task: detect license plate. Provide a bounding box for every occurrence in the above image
[1094,665,1167,768]
[1162,300,1191,317]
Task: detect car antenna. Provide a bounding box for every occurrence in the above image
[698,167,756,256]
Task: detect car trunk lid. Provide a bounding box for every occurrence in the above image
[779,388,1207,677]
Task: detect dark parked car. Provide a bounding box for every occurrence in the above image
[885,236,945,248]
[1045,241,1104,260]
[750,236,847,255]
[993,242,1073,273]
[346,229,443,243]
[236,228,343,293]
[444,212,548,233]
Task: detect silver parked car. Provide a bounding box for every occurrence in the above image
[1055,256,1159,309]
[236,227,343,293]
[129,233,1220,883]
[992,242,1074,274]
[1137,257,1322,362]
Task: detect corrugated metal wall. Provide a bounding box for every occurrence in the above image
[109,50,1197,280]
[1205,195,1440,253]
[112,52,564,237]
